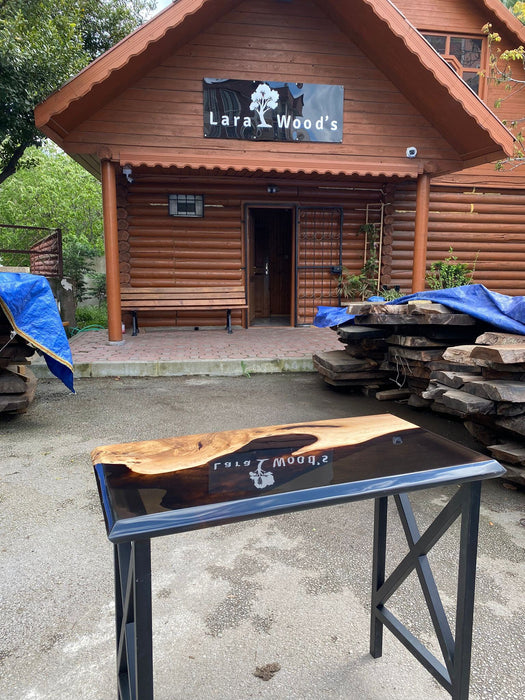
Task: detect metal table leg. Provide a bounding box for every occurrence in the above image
[370,495,388,659]
[370,481,482,700]
[114,539,153,700]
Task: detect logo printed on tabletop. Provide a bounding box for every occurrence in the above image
[209,448,334,494]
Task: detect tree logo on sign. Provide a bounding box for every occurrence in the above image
[250,83,279,128]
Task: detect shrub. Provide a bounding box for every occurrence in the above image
[63,240,96,302]
[426,248,477,290]
[75,303,108,330]
[380,286,405,301]
[336,222,381,300]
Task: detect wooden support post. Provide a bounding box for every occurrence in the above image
[101,160,122,343]
[412,173,431,293]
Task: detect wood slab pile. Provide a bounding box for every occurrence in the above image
[313,300,481,396]
[0,309,37,414]
[423,333,525,485]
[313,325,390,391]
[313,301,525,485]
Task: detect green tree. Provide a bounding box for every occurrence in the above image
[0,0,155,184]
[0,144,104,296]
[0,145,103,247]
[481,3,525,167]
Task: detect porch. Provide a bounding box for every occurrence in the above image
[32,325,342,379]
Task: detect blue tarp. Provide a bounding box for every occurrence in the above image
[314,285,525,335]
[314,306,353,328]
[0,272,74,392]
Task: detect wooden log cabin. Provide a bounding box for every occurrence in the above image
[35,0,525,342]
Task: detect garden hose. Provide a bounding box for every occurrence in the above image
[69,324,106,336]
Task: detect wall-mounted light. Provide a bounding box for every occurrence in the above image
[122,165,133,183]
[267,184,279,194]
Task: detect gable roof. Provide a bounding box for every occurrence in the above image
[35,0,516,178]
[35,0,239,138]
[324,0,515,163]
[481,0,525,43]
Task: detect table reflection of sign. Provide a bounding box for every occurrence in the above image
[203,79,344,142]
[209,448,334,494]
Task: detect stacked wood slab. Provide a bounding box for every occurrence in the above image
[313,300,481,396]
[424,333,525,486]
[313,325,390,391]
[313,301,525,486]
[0,309,37,414]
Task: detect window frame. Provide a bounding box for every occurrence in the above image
[168,194,205,218]
[421,31,488,101]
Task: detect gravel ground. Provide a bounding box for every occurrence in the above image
[1,374,524,700]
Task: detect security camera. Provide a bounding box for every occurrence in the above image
[406,146,418,159]
[122,165,134,183]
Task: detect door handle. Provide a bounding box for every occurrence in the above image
[265,261,269,275]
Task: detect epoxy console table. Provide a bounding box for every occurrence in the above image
[92,414,505,700]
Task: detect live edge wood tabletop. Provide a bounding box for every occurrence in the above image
[91,414,505,700]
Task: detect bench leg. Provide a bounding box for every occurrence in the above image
[131,311,139,336]
[226,309,232,333]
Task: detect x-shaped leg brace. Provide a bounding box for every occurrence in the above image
[370,481,482,700]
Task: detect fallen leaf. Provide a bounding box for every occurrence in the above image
[254,662,281,681]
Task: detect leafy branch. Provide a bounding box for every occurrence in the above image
[0,0,155,183]
[483,14,525,168]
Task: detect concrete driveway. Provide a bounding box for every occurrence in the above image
[1,374,524,699]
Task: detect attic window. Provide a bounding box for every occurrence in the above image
[422,33,484,95]
[168,194,204,217]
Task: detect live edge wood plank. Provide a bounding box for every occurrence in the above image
[91,415,418,476]
[471,344,525,365]
[354,313,476,326]
[476,332,525,346]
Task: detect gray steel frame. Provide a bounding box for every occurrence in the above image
[112,482,482,700]
[114,540,153,700]
[370,481,481,700]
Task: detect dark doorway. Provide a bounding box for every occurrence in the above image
[248,208,293,326]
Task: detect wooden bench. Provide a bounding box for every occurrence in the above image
[120,286,248,335]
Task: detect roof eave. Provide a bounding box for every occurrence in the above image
[324,0,516,163]
[35,0,516,178]
[481,0,525,45]
[34,0,242,130]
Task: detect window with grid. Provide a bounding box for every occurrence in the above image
[168,194,204,217]
[422,33,484,95]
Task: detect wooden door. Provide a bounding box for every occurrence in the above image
[248,208,293,324]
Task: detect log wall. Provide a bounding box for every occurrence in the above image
[389,182,525,295]
[64,0,460,172]
[118,174,385,328]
